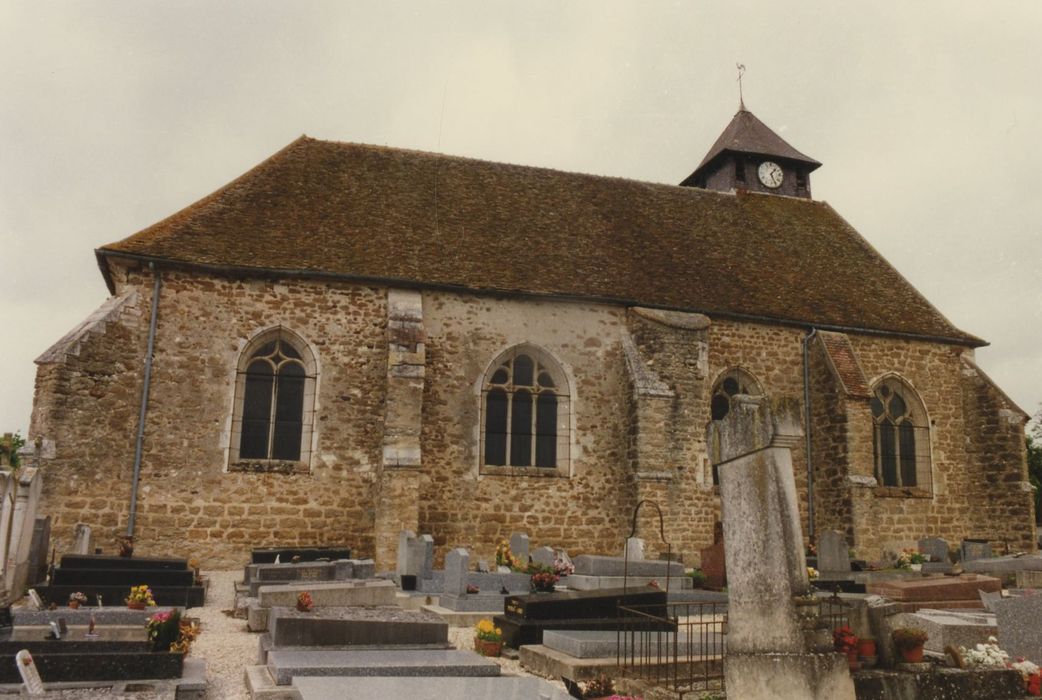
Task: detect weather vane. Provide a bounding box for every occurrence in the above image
[736,63,746,110]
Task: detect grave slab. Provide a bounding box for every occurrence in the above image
[13,606,180,626]
[437,593,510,612]
[564,574,692,591]
[252,547,352,564]
[294,675,571,700]
[996,594,1042,664]
[571,556,683,578]
[542,629,726,659]
[901,609,998,653]
[867,574,1000,612]
[58,554,188,571]
[258,580,396,609]
[963,555,1042,575]
[267,649,500,685]
[268,606,447,648]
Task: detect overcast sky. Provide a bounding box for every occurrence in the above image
[2,2,1041,437]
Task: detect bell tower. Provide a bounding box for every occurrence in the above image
[681,107,821,199]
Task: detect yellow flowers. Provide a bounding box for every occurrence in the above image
[474,618,503,642]
[126,585,156,606]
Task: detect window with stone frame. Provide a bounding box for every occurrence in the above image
[708,367,764,484]
[870,377,931,490]
[229,327,317,472]
[480,346,570,475]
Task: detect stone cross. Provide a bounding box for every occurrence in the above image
[444,548,470,596]
[509,532,530,565]
[15,649,44,696]
[707,395,854,699]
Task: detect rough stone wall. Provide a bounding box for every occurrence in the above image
[33,265,388,567]
[807,340,854,541]
[417,291,636,565]
[846,337,1035,557]
[959,357,1035,551]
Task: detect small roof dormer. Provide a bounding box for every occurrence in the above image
[681,107,821,199]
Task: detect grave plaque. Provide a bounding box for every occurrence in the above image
[996,595,1042,664]
[72,524,94,556]
[817,530,850,573]
[14,649,44,696]
[509,533,530,565]
[531,547,555,568]
[918,537,949,564]
[961,539,992,562]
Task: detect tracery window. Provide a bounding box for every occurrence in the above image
[708,368,764,484]
[230,328,317,469]
[870,377,930,490]
[481,346,569,474]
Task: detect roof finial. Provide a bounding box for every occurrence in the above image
[736,63,746,111]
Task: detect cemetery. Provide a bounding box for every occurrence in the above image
[3,424,1042,698]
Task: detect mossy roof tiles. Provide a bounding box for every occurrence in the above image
[97,136,982,346]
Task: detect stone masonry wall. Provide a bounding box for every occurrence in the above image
[807,340,854,541]
[33,265,388,568]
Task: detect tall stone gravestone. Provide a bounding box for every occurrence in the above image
[443,548,469,597]
[510,533,530,565]
[396,530,416,576]
[707,395,854,700]
[817,531,850,574]
[406,534,434,581]
[919,536,953,573]
[15,649,44,696]
[26,516,50,587]
[961,539,992,562]
[531,547,555,568]
[624,537,645,561]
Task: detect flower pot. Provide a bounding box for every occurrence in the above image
[857,638,877,659]
[910,564,922,572]
[899,644,924,663]
[474,637,503,657]
[68,601,80,610]
[127,601,146,610]
[1027,672,1041,697]
[846,648,860,671]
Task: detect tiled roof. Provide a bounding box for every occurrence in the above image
[97,136,982,346]
[689,108,822,176]
[817,331,873,399]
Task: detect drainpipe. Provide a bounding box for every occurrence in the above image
[802,327,818,540]
[127,264,162,537]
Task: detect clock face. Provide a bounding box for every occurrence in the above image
[758,161,784,189]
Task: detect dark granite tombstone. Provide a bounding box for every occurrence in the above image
[700,521,726,589]
[0,642,184,683]
[493,586,670,647]
[35,554,204,607]
[26,516,51,587]
[59,554,188,571]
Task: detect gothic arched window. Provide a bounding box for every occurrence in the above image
[871,377,930,489]
[481,346,569,473]
[230,328,317,468]
[708,368,764,484]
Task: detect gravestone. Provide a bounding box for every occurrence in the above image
[919,536,949,564]
[624,537,645,561]
[700,521,726,588]
[531,547,555,568]
[443,548,469,597]
[707,395,854,700]
[26,517,50,587]
[509,533,530,565]
[961,539,992,562]
[996,595,1042,664]
[396,531,416,577]
[72,524,94,556]
[817,531,850,573]
[14,649,44,696]
[27,590,43,611]
[405,534,434,581]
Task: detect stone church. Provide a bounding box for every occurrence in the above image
[29,108,1036,568]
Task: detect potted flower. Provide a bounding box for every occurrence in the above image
[147,610,200,653]
[125,585,156,610]
[474,619,504,657]
[296,591,314,612]
[529,564,559,593]
[895,548,927,571]
[68,592,87,609]
[833,625,859,670]
[891,627,929,663]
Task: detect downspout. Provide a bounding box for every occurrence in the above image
[802,327,818,540]
[127,264,162,537]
